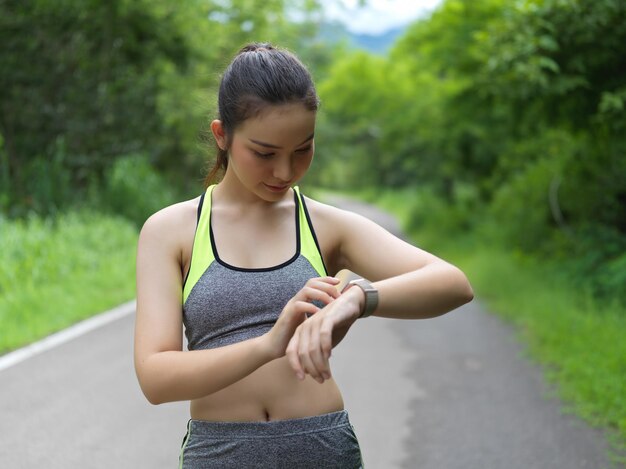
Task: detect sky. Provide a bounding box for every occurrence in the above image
[321,0,443,35]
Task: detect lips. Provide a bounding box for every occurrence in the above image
[264,183,290,192]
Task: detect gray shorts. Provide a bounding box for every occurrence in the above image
[179,410,363,468]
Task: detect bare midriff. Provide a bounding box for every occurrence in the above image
[189,355,344,422]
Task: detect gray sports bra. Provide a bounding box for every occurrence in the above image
[182,186,328,350]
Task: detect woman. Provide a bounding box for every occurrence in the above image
[134,43,473,468]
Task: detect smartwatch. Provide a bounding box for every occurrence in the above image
[335,269,379,318]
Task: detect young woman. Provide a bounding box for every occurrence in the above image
[134,43,473,468]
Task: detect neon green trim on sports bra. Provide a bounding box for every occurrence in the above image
[183,185,216,304]
[293,186,327,280]
[182,186,327,304]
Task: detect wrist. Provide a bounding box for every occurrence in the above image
[256,334,281,362]
[338,273,379,318]
[342,284,365,320]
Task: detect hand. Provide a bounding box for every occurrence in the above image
[286,285,364,383]
[264,277,340,360]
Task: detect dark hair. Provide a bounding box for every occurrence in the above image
[204,43,320,186]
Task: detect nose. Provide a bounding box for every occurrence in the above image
[273,156,293,182]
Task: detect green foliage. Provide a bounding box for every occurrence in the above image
[0,0,192,210]
[315,52,454,190]
[459,245,626,453]
[316,52,391,187]
[94,154,179,227]
[17,140,74,217]
[562,224,626,306]
[318,0,626,308]
[475,0,626,128]
[0,0,329,216]
[372,188,626,454]
[0,211,137,353]
[0,0,335,351]
[485,128,580,250]
[392,0,505,78]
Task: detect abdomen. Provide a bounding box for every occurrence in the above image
[190,357,344,422]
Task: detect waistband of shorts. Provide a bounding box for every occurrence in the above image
[187,410,351,439]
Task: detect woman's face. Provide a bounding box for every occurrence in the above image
[223,103,316,201]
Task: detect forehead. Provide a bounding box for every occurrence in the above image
[235,103,316,144]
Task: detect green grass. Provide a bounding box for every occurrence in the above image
[450,246,626,440]
[320,186,626,458]
[0,211,138,354]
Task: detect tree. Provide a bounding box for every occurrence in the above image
[0,0,191,214]
[0,0,327,215]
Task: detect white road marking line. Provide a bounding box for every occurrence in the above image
[0,300,135,372]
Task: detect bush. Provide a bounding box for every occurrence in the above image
[485,129,584,250]
[1,138,74,218]
[95,154,178,227]
[561,224,626,306]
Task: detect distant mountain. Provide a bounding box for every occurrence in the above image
[317,21,406,55]
[349,27,405,54]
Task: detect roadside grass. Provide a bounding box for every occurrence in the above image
[447,245,626,451]
[0,211,137,354]
[317,186,626,457]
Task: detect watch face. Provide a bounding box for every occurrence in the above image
[336,269,362,293]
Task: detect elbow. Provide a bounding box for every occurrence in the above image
[147,396,167,406]
[143,386,166,406]
[462,283,475,305]
[454,266,474,306]
[135,364,170,406]
[140,380,174,406]
[137,376,166,405]
[434,263,473,311]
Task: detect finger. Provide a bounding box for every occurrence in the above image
[296,286,337,306]
[313,277,342,298]
[304,276,340,292]
[319,319,334,363]
[298,323,324,383]
[308,318,331,381]
[315,276,340,285]
[276,300,318,345]
[277,300,314,332]
[297,278,342,304]
[286,328,305,380]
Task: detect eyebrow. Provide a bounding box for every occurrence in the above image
[249,133,314,149]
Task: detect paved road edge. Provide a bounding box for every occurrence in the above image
[0,300,136,372]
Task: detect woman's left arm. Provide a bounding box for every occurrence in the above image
[339,209,474,319]
[286,202,474,382]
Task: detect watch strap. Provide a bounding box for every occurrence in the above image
[335,269,378,318]
[347,278,379,318]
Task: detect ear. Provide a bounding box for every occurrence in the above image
[210,120,228,150]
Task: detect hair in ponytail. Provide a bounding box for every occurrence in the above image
[204,42,319,186]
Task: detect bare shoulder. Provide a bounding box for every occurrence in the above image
[301,195,385,274]
[139,197,201,252]
[303,194,439,279]
[301,195,353,235]
[301,195,348,221]
[303,195,388,237]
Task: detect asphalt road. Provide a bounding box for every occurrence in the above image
[0,197,620,468]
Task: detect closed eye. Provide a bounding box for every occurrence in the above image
[295,146,312,154]
[254,151,274,159]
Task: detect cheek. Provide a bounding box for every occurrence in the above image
[240,157,271,179]
[297,153,314,173]
[231,143,264,169]
[229,140,246,160]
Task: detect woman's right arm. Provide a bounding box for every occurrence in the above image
[134,205,338,405]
